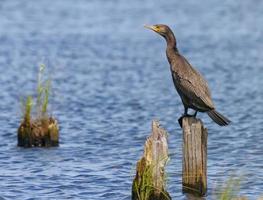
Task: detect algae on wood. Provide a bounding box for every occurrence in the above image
[18,117,59,147]
[132,120,171,200]
[182,117,207,196]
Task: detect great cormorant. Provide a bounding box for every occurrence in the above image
[145,24,230,126]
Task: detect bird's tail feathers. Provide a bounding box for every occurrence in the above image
[207,109,231,126]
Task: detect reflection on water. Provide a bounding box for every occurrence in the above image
[0,0,263,199]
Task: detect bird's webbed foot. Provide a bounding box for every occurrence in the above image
[178,111,198,128]
[178,114,190,128]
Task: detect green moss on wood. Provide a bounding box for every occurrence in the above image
[132,158,171,200]
[18,117,59,147]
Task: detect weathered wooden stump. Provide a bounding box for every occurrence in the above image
[18,117,59,147]
[132,120,171,200]
[182,117,207,196]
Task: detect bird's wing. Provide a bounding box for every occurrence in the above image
[171,55,214,110]
[174,75,214,109]
[181,55,212,97]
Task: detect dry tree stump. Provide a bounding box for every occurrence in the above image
[17,117,59,147]
[181,117,207,196]
[132,120,171,200]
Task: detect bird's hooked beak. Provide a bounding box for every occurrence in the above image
[144,25,160,34]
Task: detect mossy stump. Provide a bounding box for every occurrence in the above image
[181,117,207,196]
[18,117,59,147]
[132,120,171,200]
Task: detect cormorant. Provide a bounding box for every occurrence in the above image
[145,24,230,126]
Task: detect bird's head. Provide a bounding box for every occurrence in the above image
[144,24,172,38]
[144,24,177,49]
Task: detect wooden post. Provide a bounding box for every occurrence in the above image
[132,120,171,200]
[182,117,207,196]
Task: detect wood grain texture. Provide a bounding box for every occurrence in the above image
[182,117,207,196]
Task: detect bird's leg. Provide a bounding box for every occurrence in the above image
[184,107,188,115]
[179,106,189,128]
[185,106,198,117]
[183,107,192,117]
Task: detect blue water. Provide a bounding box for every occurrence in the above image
[0,0,263,199]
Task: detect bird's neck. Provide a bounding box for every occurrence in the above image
[165,32,178,52]
[165,33,178,64]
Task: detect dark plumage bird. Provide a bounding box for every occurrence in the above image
[145,24,231,126]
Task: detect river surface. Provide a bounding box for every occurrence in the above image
[0,0,263,199]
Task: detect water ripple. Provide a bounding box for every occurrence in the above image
[0,0,263,199]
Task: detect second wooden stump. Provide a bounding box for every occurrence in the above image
[18,117,59,147]
[182,117,207,196]
[132,120,171,200]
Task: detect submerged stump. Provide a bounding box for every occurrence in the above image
[182,117,207,196]
[132,120,171,200]
[18,117,59,147]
